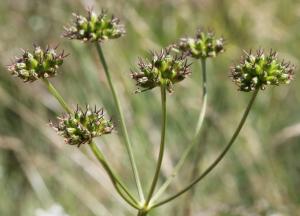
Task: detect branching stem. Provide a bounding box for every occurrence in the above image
[151,58,207,202]
[151,89,259,208]
[90,141,140,209]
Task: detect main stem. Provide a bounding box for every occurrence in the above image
[145,87,167,207]
[43,78,139,208]
[95,43,144,202]
[151,89,259,208]
[151,58,207,202]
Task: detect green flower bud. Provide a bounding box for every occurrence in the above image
[34,46,44,60]
[7,45,68,82]
[51,105,114,147]
[131,48,191,93]
[16,63,26,69]
[231,50,295,92]
[63,9,125,43]
[176,29,225,59]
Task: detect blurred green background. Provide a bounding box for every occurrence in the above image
[0,0,299,215]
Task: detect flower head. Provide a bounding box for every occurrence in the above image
[63,9,125,42]
[7,45,67,82]
[51,105,114,147]
[131,49,191,93]
[231,50,294,92]
[176,29,224,59]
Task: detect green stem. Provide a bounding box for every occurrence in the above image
[89,142,140,209]
[42,78,72,114]
[96,43,145,202]
[194,58,207,136]
[42,78,139,208]
[137,209,148,216]
[145,86,167,206]
[151,89,259,209]
[151,58,207,202]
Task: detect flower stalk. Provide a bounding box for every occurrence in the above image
[145,86,167,207]
[151,89,259,208]
[195,58,208,136]
[151,58,208,202]
[95,42,145,202]
[151,30,225,201]
[43,78,73,114]
[89,141,139,209]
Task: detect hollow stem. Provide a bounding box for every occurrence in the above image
[95,43,144,202]
[151,58,207,202]
[144,86,167,206]
[151,89,259,208]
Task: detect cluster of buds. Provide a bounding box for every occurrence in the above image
[63,9,125,42]
[7,45,67,82]
[231,50,294,92]
[51,106,114,147]
[176,29,224,59]
[131,49,191,93]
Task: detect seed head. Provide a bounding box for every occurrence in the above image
[7,45,67,82]
[176,29,224,59]
[131,48,191,93]
[231,49,295,92]
[63,9,125,42]
[51,105,114,147]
